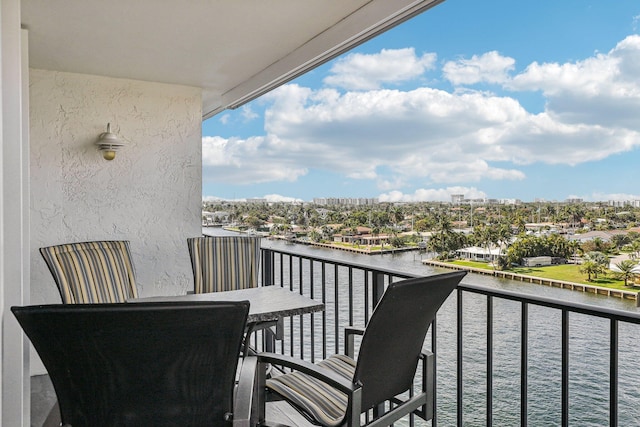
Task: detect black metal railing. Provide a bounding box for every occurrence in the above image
[258,247,640,427]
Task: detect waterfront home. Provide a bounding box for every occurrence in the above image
[337,232,392,247]
[456,245,503,263]
[567,230,629,243]
[0,1,448,424]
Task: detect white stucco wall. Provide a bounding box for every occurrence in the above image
[29,69,202,309]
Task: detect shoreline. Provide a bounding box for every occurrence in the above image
[268,235,419,255]
[215,227,639,303]
[423,259,639,302]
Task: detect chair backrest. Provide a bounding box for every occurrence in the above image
[40,240,138,304]
[12,301,249,427]
[354,271,466,411]
[187,236,261,293]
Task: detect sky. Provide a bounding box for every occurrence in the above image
[202,0,640,204]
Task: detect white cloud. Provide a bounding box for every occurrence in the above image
[377,177,407,191]
[204,38,640,195]
[206,71,640,189]
[203,194,304,203]
[203,195,225,202]
[262,194,304,203]
[218,114,230,125]
[241,105,259,121]
[379,187,488,202]
[323,48,436,90]
[202,135,308,184]
[443,51,515,85]
[508,35,640,130]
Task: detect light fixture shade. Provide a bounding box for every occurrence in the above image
[95,123,124,160]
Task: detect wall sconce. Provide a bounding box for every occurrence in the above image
[95,123,124,161]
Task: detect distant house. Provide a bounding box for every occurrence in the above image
[456,246,502,262]
[335,233,390,246]
[567,230,627,243]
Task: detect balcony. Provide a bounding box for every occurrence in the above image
[251,245,640,426]
[29,243,640,426]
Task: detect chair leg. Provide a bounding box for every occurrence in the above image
[255,359,268,426]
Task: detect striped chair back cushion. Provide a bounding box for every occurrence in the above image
[40,241,138,304]
[187,236,261,293]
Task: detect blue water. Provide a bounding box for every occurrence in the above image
[206,228,640,426]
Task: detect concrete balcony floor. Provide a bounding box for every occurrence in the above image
[31,375,313,427]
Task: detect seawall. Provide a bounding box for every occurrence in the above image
[270,236,418,255]
[423,259,639,302]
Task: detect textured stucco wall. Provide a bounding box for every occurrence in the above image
[30,69,202,308]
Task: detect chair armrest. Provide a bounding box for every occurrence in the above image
[257,352,358,395]
[234,356,258,427]
[419,350,433,360]
[344,327,364,357]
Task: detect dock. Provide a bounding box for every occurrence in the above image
[271,236,419,255]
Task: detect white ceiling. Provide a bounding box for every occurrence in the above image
[21,0,445,119]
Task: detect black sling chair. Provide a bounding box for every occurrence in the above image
[255,271,466,427]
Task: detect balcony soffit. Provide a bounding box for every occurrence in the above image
[21,0,445,119]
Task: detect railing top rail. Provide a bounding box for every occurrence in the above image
[459,282,640,324]
[261,246,416,279]
[263,247,640,324]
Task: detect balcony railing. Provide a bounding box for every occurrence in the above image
[258,247,640,427]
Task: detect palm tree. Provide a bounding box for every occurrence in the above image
[630,239,640,260]
[568,239,581,263]
[428,212,455,260]
[580,260,600,282]
[473,224,497,268]
[583,251,609,279]
[389,207,404,229]
[614,259,638,287]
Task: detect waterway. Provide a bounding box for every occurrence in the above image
[206,228,640,426]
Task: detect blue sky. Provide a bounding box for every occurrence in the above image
[202,0,640,203]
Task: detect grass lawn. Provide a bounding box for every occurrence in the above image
[449,260,636,291]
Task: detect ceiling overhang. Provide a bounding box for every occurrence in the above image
[21,0,445,120]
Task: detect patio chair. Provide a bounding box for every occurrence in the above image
[254,271,467,427]
[12,301,257,427]
[39,240,138,304]
[187,236,261,293]
[187,236,276,351]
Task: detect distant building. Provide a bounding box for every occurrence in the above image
[499,198,521,205]
[313,197,378,206]
[449,196,521,206]
[566,230,628,243]
[451,194,464,204]
[608,199,640,208]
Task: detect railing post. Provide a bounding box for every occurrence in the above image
[262,248,274,286]
[372,271,385,306]
[371,271,386,420]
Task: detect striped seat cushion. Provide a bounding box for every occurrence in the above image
[187,236,261,293]
[266,354,356,427]
[40,241,138,304]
